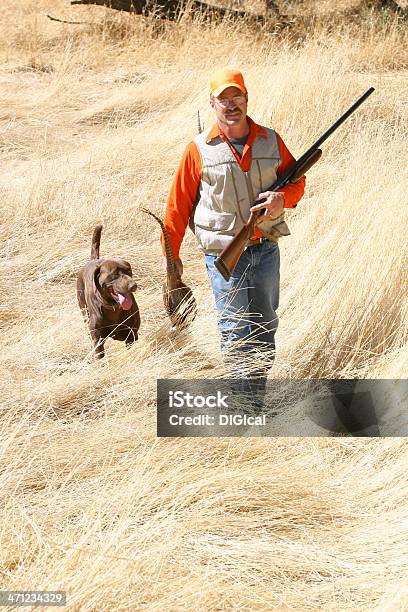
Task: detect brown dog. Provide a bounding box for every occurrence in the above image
[77,225,140,358]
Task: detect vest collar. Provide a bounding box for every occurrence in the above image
[205,116,268,145]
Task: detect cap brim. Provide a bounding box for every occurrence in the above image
[212,82,246,97]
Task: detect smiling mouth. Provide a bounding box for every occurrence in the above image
[109,289,133,311]
[225,109,241,118]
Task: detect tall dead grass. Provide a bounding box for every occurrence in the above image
[1,1,408,609]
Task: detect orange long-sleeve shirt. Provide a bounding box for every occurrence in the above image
[162,117,305,259]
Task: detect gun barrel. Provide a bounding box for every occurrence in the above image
[310,87,375,151]
[264,88,375,194]
[290,148,322,183]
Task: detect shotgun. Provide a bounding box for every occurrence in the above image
[214,87,375,281]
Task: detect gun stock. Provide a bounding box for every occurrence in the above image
[214,149,321,281]
[214,210,260,281]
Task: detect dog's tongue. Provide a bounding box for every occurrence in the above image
[117,292,133,311]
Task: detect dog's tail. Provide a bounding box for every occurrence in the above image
[91,225,102,259]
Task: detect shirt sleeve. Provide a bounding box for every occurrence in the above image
[275,132,306,208]
[161,141,202,259]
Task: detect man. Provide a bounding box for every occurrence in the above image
[161,67,305,402]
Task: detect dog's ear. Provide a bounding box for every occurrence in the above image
[82,261,102,317]
[96,266,112,291]
[93,264,103,291]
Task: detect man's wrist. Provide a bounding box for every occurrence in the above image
[276,190,285,206]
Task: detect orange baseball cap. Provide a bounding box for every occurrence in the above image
[209,67,247,97]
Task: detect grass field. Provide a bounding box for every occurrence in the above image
[1,1,408,609]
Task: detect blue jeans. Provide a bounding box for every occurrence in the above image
[205,240,280,403]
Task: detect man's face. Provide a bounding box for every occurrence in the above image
[210,86,248,129]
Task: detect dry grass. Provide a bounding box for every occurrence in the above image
[1,1,408,609]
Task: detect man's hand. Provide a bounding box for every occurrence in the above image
[251,191,284,223]
[162,256,183,277]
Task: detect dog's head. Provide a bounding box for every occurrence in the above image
[94,258,137,311]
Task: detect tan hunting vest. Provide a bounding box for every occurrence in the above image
[192,126,281,255]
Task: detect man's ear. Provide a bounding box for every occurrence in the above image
[210,94,215,110]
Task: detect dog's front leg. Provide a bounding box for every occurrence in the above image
[125,333,138,349]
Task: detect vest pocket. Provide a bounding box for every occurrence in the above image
[194,208,236,232]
